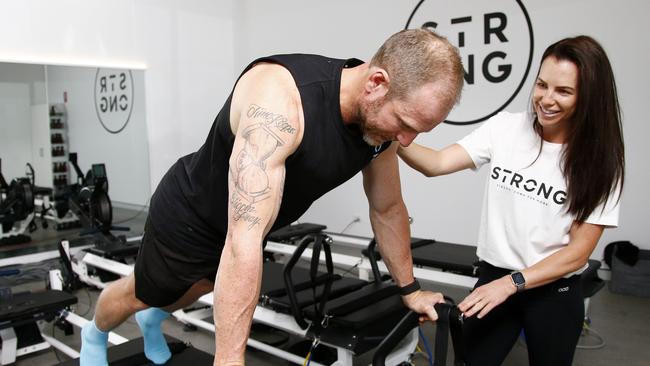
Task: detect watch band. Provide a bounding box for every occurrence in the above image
[399,279,421,296]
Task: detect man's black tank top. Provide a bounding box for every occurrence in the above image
[148,54,390,258]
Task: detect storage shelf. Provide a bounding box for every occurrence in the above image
[49,103,70,189]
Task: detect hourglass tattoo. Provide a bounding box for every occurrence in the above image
[229,104,296,229]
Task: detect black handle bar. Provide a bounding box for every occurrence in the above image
[372,302,465,366]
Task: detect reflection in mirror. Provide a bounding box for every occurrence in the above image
[45,65,149,207]
[0,62,149,213]
[0,63,47,184]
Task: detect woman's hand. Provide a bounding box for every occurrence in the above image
[458,276,517,319]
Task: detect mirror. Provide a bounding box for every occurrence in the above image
[0,62,149,209]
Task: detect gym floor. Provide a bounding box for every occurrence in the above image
[2,207,649,365]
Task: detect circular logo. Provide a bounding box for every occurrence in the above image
[94,68,134,133]
[405,0,534,125]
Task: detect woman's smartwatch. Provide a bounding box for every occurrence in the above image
[510,271,526,292]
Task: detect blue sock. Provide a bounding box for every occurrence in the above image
[80,319,108,366]
[135,308,171,364]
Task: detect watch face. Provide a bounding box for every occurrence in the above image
[512,272,525,285]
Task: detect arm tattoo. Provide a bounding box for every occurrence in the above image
[230,105,294,230]
[247,104,297,134]
[230,194,263,229]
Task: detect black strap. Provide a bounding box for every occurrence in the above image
[450,311,465,365]
[366,238,383,283]
[309,234,322,319]
[433,303,466,366]
[372,303,466,366]
[283,235,315,329]
[318,236,335,324]
[283,234,336,330]
[399,280,420,296]
[307,234,335,332]
[309,235,322,281]
[434,305,451,366]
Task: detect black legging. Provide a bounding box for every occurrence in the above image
[463,261,584,366]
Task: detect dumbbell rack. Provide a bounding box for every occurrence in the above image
[49,103,69,194]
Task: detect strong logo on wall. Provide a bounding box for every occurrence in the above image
[406,0,534,125]
[94,68,134,133]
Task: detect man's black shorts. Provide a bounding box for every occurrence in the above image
[134,219,219,307]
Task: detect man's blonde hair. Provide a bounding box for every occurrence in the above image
[370,29,464,104]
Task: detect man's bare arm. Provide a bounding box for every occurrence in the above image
[213,64,302,365]
[363,143,444,322]
[363,143,414,286]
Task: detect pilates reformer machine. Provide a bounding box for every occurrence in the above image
[61,230,423,365]
[253,223,607,353]
[1,156,167,365]
[320,227,607,351]
[174,233,424,366]
[0,285,213,366]
[52,220,605,365]
[0,289,76,365]
[0,237,210,366]
[0,231,209,365]
[58,220,473,365]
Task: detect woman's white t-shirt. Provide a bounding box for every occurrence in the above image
[457,112,620,274]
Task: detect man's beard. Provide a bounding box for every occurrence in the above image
[362,132,383,146]
[359,98,386,147]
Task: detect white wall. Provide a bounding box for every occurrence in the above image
[131,0,236,190]
[233,0,650,257]
[2,1,647,257]
[0,63,46,181]
[30,104,51,188]
[0,0,236,196]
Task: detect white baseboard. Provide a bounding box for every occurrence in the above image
[111,200,149,212]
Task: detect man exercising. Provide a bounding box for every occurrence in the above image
[81,28,464,366]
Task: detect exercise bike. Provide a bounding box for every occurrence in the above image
[0,158,36,245]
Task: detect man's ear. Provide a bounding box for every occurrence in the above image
[364,67,390,99]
